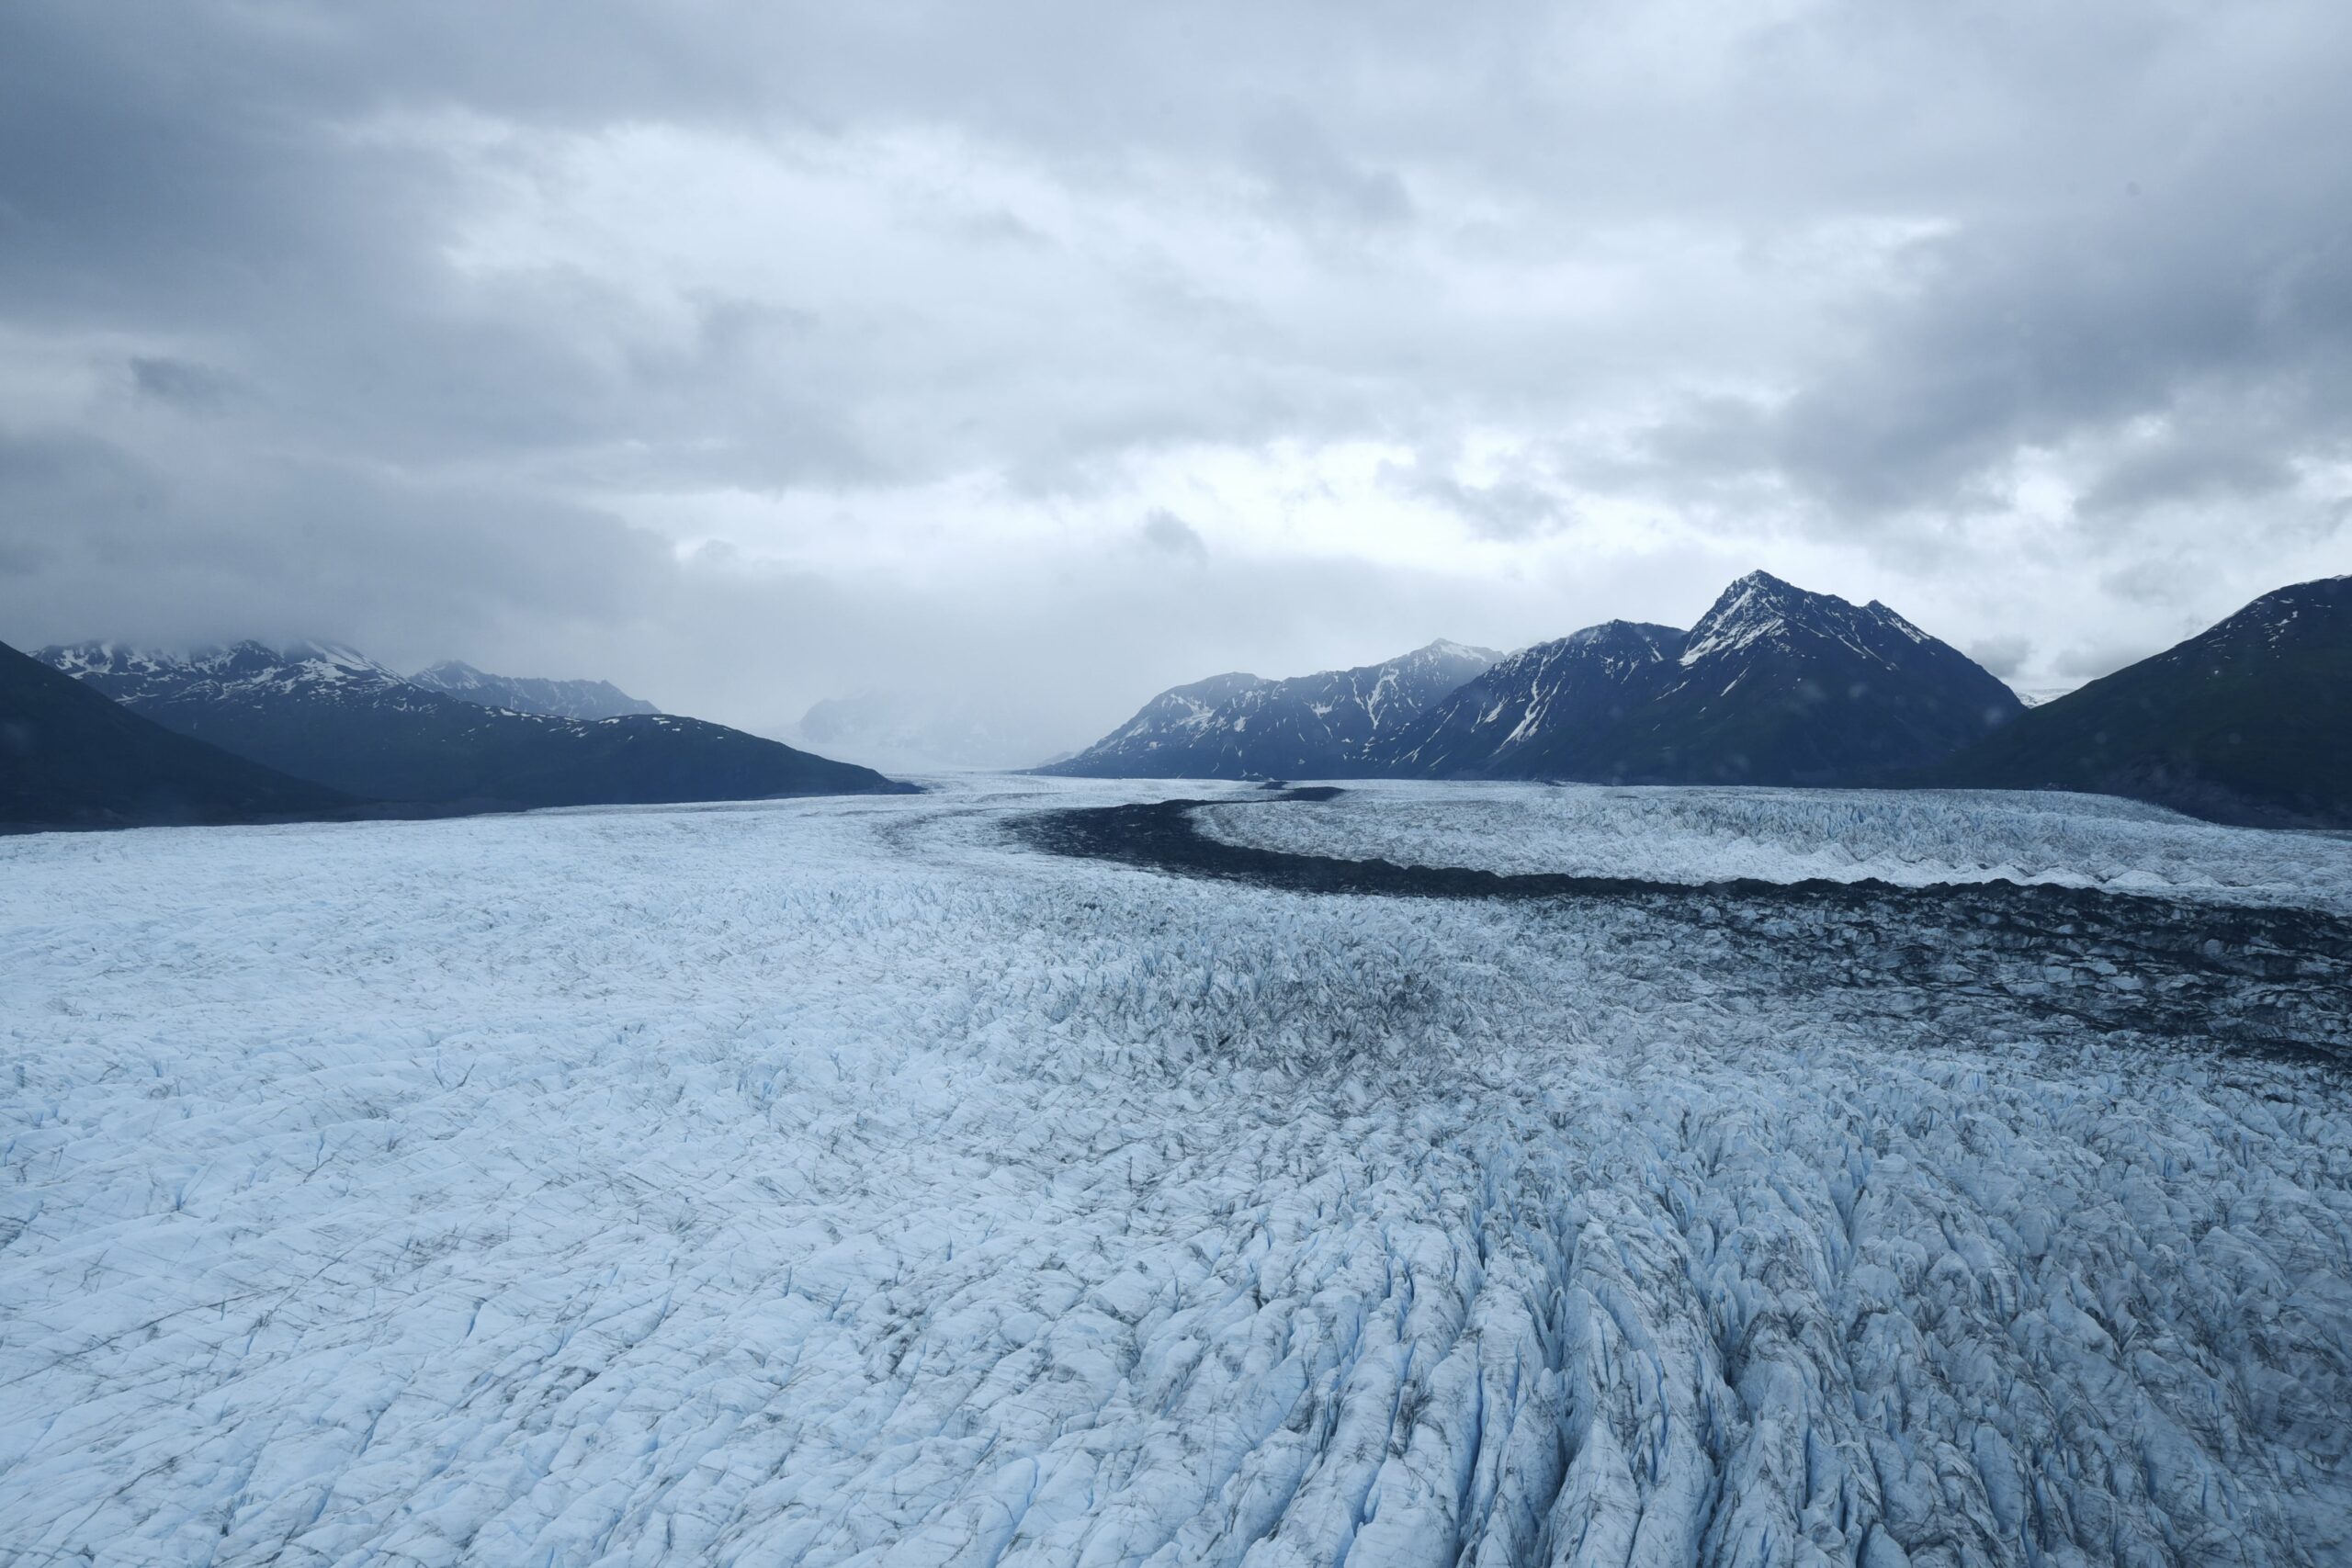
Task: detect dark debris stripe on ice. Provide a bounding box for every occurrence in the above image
[1016,791,2352,1067]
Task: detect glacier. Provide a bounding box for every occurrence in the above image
[3,777,2349,1566]
[1193,782,2352,910]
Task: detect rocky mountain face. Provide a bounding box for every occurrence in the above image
[1936,574,2352,827]
[38,640,910,808]
[1471,572,2023,785]
[1056,575,2020,785]
[1384,621,1687,778]
[410,660,658,721]
[2,638,350,828]
[1042,641,1500,779]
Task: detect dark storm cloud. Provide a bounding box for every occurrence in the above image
[0,0,2346,729]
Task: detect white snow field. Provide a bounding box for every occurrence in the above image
[4,776,2350,1567]
[1195,782,2352,910]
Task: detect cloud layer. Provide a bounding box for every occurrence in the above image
[2,1,2346,752]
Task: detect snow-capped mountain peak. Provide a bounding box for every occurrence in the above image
[39,639,408,705]
[1679,573,1944,674]
[1677,570,1817,667]
[1385,574,2022,784]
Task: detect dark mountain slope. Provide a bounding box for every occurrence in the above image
[40,641,910,807]
[1582,573,2025,785]
[1043,641,1498,779]
[1934,575,2351,827]
[2,638,351,829]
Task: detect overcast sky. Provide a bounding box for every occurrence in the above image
[2,1,2346,754]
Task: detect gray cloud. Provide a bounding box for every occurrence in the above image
[129,357,238,414]
[1,0,2346,736]
[2075,434,2301,519]
[1383,449,1576,542]
[1139,509,1208,563]
[1964,635,2032,682]
[1245,108,1414,234]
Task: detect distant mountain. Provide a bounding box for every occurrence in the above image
[1381,573,2022,785]
[39,640,911,807]
[791,691,1078,772]
[1042,640,1500,779]
[411,660,658,720]
[1934,575,2351,827]
[2,638,350,829]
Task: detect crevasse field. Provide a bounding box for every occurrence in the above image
[4,778,2349,1568]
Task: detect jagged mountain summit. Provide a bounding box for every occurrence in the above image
[39,640,910,808]
[2,638,352,829]
[410,660,658,721]
[1042,640,1500,779]
[1576,570,2023,784]
[1937,573,2352,827]
[1381,572,2023,785]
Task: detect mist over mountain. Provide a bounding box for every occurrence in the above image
[410,661,658,721]
[788,691,1080,773]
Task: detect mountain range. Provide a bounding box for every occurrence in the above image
[1038,640,1499,778]
[1047,570,2348,827]
[409,660,659,720]
[1390,573,2024,784]
[19,640,908,824]
[11,571,2344,832]
[1051,573,2023,786]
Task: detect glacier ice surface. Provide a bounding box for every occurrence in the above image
[1194,781,2352,910]
[3,776,2348,1566]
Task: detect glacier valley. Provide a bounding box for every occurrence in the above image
[4,778,2349,1567]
